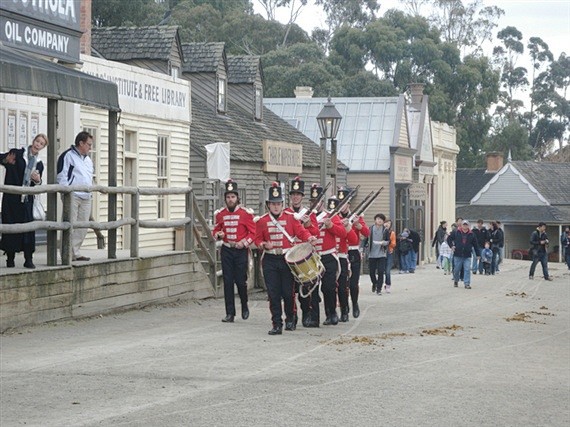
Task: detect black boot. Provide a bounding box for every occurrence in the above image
[352,302,360,318]
[330,310,339,325]
[340,307,349,322]
[6,252,15,268]
[268,325,283,335]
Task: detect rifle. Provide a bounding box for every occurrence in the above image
[317,185,360,227]
[348,187,383,225]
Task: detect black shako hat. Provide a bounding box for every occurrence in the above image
[224,179,239,196]
[337,187,351,201]
[267,182,284,202]
[327,197,339,211]
[289,176,305,195]
[309,184,323,201]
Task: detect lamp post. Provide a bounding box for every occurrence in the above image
[316,97,342,190]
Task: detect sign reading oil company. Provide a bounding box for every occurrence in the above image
[263,140,302,174]
[0,0,81,62]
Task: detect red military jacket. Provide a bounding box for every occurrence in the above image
[255,210,313,250]
[313,213,347,254]
[284,206,320,237]
[212,205,256,247]
[347,215,370,247]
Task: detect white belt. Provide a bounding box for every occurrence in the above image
[348,246,360,250]
[338,253,348,259]
[222,242,237,248]
[265,248,290,255]
[319,248,337,256]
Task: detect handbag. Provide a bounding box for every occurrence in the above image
[33,196,46,221]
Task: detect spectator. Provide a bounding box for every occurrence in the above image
[0,133,48,268]
[432,221,447,268]
[382,219,397,293]
[448,220,480,289]
[529,222,553,281]
[408,228,421,273]
[398,231,413,274]
[561,227,570,270]
[489,221,503,275]
[496,221,505,272]
[439,236,452,275]
[472,219,488,274]
[367,213,389,295]
[480,242,493,275]
[57,131,94,261]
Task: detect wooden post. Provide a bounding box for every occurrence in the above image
[130,191,139,258]
[46,99,58,266]
[186,190,194,251]
[108,111,117,259]
[61,192,72,265]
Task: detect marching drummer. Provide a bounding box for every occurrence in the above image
[284,176,319,327]
[335,187,358,322]
[213,179,256,323]
[255,182,317,335]
[313,192,347,326]
[339,191,370,319]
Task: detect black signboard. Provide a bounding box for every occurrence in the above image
[0,0,81,63]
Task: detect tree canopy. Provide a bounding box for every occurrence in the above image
[91,0,568,166]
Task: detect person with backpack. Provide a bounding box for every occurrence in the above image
[398,231,413,274]
[528,222,554,281]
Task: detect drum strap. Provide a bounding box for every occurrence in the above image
[270,215,295,244]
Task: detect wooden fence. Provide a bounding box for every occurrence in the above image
[0,183,219,289]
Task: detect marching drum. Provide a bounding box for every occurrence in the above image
[285,243,324,296]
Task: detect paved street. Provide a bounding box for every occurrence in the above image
[1,259,569,426]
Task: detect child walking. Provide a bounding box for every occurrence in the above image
[439,237,452,275]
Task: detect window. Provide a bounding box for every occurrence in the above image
[217,76,227,112]
[171,66,179,79]
[254,85,263,121]
[125,130,137,155]
[157,135,169,219]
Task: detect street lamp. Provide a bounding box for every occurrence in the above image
[316,97,342,189]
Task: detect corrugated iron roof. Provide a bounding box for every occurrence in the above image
[265,97,403,171]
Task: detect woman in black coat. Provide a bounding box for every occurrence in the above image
[1,133,48,268]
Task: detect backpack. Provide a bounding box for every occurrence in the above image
[399,239,412,254]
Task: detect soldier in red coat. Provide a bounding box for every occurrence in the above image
[213,180,256,323]
[255,183,316,335]
[313,195,347,326]
[284,177,319,327]
[339,195,370,318]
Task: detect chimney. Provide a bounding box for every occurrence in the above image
[408,82,424,108]
[485,152,504,173]
[80,0,92,55]
[294,86,314,98]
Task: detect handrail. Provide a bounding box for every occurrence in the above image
[0,184,218,292]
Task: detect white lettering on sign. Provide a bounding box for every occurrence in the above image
[4,20,69,54]
[9,0,76,23]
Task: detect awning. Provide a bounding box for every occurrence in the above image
[0,44,120,112]
[456,204,570,224]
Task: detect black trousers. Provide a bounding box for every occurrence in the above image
[320,254,339,318]
[348,249,361,305]
[369,257,387,288]
[221,246,249,316]
[337,257,350,312]
[263,253,295,327]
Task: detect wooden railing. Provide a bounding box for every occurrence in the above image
[0,183,219,289]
